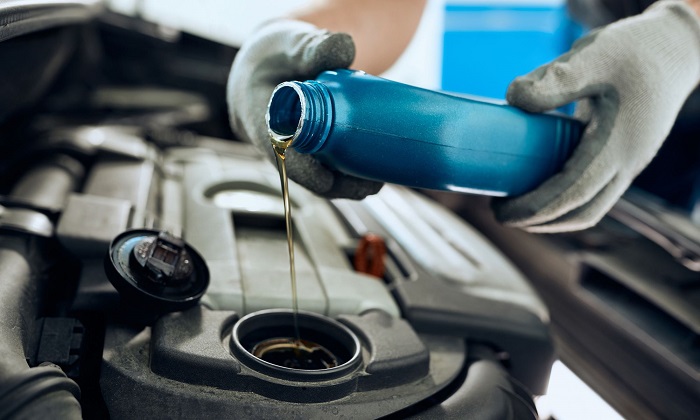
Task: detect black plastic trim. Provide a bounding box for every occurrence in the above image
[0,0,103,42]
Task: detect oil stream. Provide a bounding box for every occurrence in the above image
[261,137,343,370]
[272,142,301,343]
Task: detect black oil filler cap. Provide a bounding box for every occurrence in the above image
[105,229,209,315]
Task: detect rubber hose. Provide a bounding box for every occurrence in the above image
[0,155,85,417]
[0,239,39,378]
[10,154,84,212]
[0,364,81,420]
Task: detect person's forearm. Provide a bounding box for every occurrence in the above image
[289,0,427,74]
[687,0,700,16]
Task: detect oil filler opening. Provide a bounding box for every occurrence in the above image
[230,309,362,381]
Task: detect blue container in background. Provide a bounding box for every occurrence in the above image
[441,0,584,103]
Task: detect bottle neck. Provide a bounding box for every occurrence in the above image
[266,80,332,154]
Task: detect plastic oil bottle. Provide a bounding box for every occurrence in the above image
[266,69,582,197]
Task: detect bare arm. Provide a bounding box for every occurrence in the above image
[687,0,700,16]
[289,0,427,75]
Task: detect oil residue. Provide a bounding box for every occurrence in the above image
[252,337,338,370]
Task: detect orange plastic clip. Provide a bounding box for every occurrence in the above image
[353,233,386,279]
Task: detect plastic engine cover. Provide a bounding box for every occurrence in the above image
[53,132,553,418]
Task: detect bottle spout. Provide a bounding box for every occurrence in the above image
[266,80,332,154]
[266,82,306,149]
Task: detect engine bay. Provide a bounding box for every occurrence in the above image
[0,5,556,419]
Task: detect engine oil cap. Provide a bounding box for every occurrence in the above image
[104,229,209,314]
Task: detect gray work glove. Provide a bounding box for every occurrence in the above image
[227,19,383,199]
[493,0,700,233]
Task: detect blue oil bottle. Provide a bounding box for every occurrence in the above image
[266,69,582,197]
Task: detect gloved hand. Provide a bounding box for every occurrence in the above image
[493,0,700,233]
[227,19,383,199]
